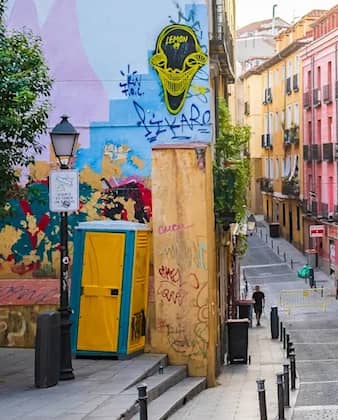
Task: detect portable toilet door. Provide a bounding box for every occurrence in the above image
[76,230,125,353]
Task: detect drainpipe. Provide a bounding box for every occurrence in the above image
[272,4,278,37]
[311,55,316,251]
[335,42,338,218]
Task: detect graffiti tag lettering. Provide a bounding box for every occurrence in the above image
[119,65,144,97]
[133,101,210,143]
[158,223,193,235]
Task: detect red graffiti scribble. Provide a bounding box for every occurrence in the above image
[158,265,181,284]
[157,319,168,330]
[0,279,59,305]
[158,223,193,235]
[188,273,200,289]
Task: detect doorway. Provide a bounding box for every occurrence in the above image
[289,211,293,243]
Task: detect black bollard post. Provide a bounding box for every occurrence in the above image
[287,341,293,358]
[270,307,279,339]
[291,259,293,269]
[266,233,268,242]
[137,384,148,420]
[283,327,286,349]
[260,229,262,238]
[283,364,290,407]
[283,252,286,262]
[271,240,274,249]
[280,322,283,342]
[277,373,285,420]
[290,354,296,390]
[321,286,324,298]
[158,363,164,375]
[256,379,268,420]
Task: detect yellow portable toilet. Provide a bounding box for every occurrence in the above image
[70,220,151,358]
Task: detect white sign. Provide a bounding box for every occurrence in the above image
[310,225,325,238]
[49,170,79,212]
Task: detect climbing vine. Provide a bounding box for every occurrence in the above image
[213,98,250,229]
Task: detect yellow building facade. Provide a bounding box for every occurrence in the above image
[243,12,321,249]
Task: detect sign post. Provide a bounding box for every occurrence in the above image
[49,170,79,213]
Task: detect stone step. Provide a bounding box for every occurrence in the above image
[92,365,187,420]
[130,376,207,420]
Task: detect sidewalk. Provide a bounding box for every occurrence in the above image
[171,323,291,420]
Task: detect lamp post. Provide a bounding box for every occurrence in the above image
[50,115,79,380]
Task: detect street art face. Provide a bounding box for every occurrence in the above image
[150,24,207,114]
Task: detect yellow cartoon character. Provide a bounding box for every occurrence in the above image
[150,24,207,115]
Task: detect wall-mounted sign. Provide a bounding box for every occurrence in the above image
[49,170,79,212]
[309,224,325,238]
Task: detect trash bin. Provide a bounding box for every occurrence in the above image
[305,248,318,268]
[226,319,249,364]
[237,299,254,327]
[269,223,280,238]
[70,221,151,358]
[34,311,60,388]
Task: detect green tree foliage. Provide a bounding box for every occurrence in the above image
[0,0,52,212]
[213,98,250,228]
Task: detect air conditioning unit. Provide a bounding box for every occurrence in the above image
[328,212,334,222]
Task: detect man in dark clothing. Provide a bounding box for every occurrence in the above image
[252,285,265,326]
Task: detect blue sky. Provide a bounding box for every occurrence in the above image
[236,0,338,28]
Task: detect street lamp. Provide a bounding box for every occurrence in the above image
[50,115,79,380]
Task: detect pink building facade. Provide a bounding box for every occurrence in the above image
[301,6,338,275]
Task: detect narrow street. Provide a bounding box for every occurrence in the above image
[171,224,338,420]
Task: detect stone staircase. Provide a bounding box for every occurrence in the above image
[114,355,206,420]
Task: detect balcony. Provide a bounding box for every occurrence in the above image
[303,144,312,162]
[260,177,273,193]
[311,144,322,161]
[263,88,272,104]
[285,77,292,95]
[334,205,338,222]
[323,143,334,162]
[311,200,318,217]
[261,133,273,149]
[335,81,338,100]
[283,129,292,146]
[210,1,235,82]
[323,84,332,104]
[313,88,321,107]
[293,74,299,92]
[282,178,300,197]
[290,125,299,145]
[303,91,311,109]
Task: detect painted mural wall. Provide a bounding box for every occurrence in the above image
[1,0,211,281]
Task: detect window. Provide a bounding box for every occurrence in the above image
[282,203,286,226]
[317,66,321,88]
[287,105,292,128]
[293,103,299,125]
[274,112,279,132]
[282,64,286,81]
[287,60,292,78]
[294,56,299,74]
[317,119,321,143]
[269,71,273,88]
[328,117,333,142]
[275,158,279,179]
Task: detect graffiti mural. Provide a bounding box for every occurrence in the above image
[1,0,210,283]
[150,24,207,115]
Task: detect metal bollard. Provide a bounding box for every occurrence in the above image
[260,229,262,238]
[321,286,324,298]
[287,341,293,358]
[137,384,148,420]
[271,240,274,249]
[256,379,268,420]
[280,321,283,342]
[283,364,290,407]
[266,233,268,242]
[277,373,285,420]
[270,307,279,339]
[290,259,293,269]
[283,252,286,262]
[290,354,296,390]
[283,327,286,349]
[158,363,164,374]
[277,245,280,255]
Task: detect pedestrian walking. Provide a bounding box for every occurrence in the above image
[308,267,316,288]
[252,285,265,327]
